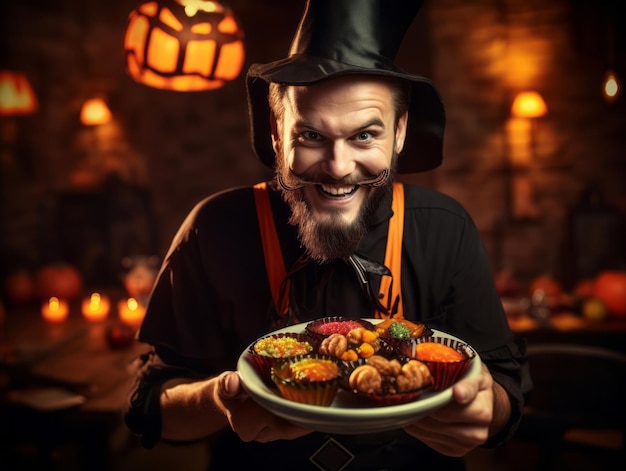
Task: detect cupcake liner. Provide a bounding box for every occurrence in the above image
[248,333,313,383]
[305,317,375,349]
[340,355,434,405]
[375,319,433,353]
[402,337,476,391]
[271,354,341,406]
[272,375,340,406]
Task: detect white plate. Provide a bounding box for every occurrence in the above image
[237,320,481,434]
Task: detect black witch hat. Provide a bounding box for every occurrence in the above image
[245,0,445,174]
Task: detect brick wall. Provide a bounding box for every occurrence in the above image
[421,0,626,287]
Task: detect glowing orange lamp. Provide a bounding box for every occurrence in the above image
[511,91,548,119]
[0,70,38,116]
[80,98,112,126]
[602,69,621,103]
[124,0,245,91]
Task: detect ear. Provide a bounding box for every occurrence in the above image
[270,111,280,155]
[395,111,409,154]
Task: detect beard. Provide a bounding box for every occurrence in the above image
[277,155,398,263]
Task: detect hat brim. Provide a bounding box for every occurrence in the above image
[246,55,445,174]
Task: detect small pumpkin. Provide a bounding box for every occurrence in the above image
[593,271,626,317]
[34,263,84,300]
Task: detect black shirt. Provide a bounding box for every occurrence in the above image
[127,182,531,470]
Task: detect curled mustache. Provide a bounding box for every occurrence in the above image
[277,169,390,192]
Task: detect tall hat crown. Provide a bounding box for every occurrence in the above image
[246,0,445,174]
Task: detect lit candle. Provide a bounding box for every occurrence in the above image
[41,297,69,323]
[81,292,110,322]
[118,297,146,326]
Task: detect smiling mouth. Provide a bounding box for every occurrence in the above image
[318,184,358,198]
[278,169,390,193]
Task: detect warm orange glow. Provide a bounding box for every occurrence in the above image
[602,70,621,103]
[118,297,146,326]
[505,40,551,90]
[124,0,245,91]
[506,118,533,166]
[0,70,38,116]
[179,0,223,16]
[80,98,112,126]
[41,297,69,323]
[81,293,111,322]
[511,91,548,118]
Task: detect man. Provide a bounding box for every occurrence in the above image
[124,0,531,469]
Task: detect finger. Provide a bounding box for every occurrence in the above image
[253,419,312,443]
[405,421,487,456]
[233,403,311,442]
[217,371,247,401]
[452,363,491,405]
[452,381,475,405]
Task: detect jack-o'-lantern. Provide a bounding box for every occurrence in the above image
[124,0,245,91]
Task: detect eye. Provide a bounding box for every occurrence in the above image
[355,131,372,141]
[301,130,322,141]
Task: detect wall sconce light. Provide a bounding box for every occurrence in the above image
[0,70,38,116]
[510,91,548,119]
[602,69,621,103]
[124,0,245,91]
[506,90,548,221]
[80,98,112,126]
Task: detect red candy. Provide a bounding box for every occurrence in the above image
[315,320,364,335]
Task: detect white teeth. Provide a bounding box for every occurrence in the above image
[320,184,356,196]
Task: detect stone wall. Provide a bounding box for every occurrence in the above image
[1,0,625,291]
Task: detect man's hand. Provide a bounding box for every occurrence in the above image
[403,363,506,457]
[213,371,312,442]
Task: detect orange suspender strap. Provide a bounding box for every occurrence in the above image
[253,182,289,316]
[253,181,404,319]
[378,182,405,319]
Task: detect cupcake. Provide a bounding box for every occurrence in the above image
[374,318,432,350]
[248,333,313,383]
[318,327,390,362]
[343,354,433,406]
[403,337,475,391]
[271,355,341,406]
[305,317,375,350]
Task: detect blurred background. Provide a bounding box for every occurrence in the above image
[1,0,625,291]
[0,0,625,470]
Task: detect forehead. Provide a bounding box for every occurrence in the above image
[284,75,396,116]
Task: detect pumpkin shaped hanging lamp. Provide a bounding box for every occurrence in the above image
[124,0,245,91]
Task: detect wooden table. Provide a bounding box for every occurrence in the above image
[508,311,626,353]
[0,304,150,469]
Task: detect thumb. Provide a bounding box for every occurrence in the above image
[217,371,246,401]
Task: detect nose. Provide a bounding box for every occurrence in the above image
[322,141,357,179]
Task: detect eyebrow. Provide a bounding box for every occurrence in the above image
[295,118,386,134]
[357,118,386,130]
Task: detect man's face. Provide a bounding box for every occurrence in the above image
[272,76,408,262]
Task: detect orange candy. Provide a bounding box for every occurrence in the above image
[415,343,465,362]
